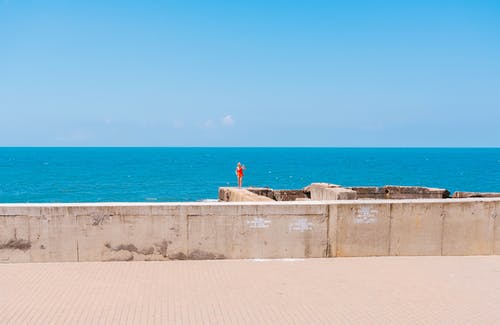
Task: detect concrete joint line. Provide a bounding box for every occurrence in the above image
[335,206,340,257]
[325,205,330,258]
[185,208,190,258]
[491,204,497,254]
[74,213,79,262]
[388,203,393,256]
[440,204,446,256]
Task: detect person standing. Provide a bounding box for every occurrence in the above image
[235,162,246,188]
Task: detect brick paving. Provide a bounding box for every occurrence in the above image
[0,256,499,324]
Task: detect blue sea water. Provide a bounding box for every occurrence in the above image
[0,147,499,203]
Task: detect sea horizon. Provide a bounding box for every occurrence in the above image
[2,146,499,148]
[1,147,498,203]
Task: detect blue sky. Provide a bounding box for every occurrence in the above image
[1,0,499,146]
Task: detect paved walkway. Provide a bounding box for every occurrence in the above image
[0,256,499,324]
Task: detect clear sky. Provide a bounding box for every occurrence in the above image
[1,0,499,146]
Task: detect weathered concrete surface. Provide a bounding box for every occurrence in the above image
[452,191,500,198]
[349,186,386,199]
[0,207,77,263]
[350,186,450,199]
[390,203,443,256]
[219,187,274,202]
[336,203,392,257]
[272,190,309,201]
[442,201,496,255]
[303,182,341,192]
[0,205,41,263]
[186,205,237,260]
[246,188,309,201]
[304,183,343,200]
[246,187,275,199]
[384,186,450,199]
[74,205,187,262]
[310,187,357,200]
[187,204,328,259]
[0,215,31,263]
[34,207,78,263]
[2,257,500,324]
[233,184,452,201]
[0,198,499,262]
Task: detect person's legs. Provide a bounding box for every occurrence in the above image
[238,176,242,188]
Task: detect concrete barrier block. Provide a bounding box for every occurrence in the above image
[452,192,500,198]
[305,183,340,199]
[350,186,450,199]
[272,190,308,201]
[30,207,78,262]
[336,203,391,257]
[310,187,356,200]
[219,188,275,202]
[327,188,357,200]
[390,203,443,256]
[75,205,187,262]
[187,204,328,259]
[238,204,328,258]
[247,187,275,199]
[187,205,238,259]
[442,201,496,256]
[348,187,385,199]
[384,186,450,199]
[304,183,341,192]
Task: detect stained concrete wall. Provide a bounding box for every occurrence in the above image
[0,198,499,262]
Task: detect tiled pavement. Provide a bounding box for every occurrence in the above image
[0,256,499,324]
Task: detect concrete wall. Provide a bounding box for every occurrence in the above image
[0,198,499,262]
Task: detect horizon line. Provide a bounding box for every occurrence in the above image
[0,146,499,149]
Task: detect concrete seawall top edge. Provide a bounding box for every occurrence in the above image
[0,197,499,208]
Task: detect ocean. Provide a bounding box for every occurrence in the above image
[0,147,498,203]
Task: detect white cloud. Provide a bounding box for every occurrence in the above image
[222,115,235,127]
